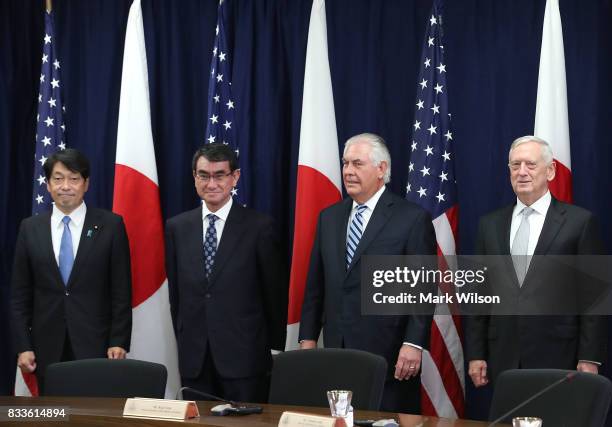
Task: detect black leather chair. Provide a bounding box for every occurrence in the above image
[489,369,612,427]
[268,348,387,410]
[44,358,167,398]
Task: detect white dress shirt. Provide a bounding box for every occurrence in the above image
[509,191,552,255]
[51,202,87,264]
[201,197,233,246]
[346,185,386,240]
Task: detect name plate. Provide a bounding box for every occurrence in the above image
[279,411,346,427]
[123,398,199,420]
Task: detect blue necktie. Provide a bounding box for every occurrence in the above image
[346,205,367,269]
[58,216,74,286]
[203,214,218,278]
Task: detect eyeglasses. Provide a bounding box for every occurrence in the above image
[508,161,538,171]
[194,171,233,182]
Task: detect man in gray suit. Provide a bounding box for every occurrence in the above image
[299,133,436,413]
[467,135,606,388]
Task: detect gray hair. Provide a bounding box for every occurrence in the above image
[344,133,391,183]
[509,135,554,165]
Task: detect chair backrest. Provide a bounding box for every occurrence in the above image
[44,358,167,398]
[268,348,387,411]
[489,369,612,427]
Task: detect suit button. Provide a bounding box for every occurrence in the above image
[65,290,70,296]
[205,293,211,299]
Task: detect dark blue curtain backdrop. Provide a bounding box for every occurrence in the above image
[1,0,611,420]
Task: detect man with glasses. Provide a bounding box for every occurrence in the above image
[467,135,607,388]
[11,148,132,392]
[165,143,287,402]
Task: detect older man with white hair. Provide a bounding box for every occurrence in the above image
[299,133,437,413]
[467,135,607,388]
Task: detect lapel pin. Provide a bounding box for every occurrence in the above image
[87,229,93,237]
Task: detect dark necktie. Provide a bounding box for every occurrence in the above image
[203,214,218,278]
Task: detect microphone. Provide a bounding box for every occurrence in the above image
[176,386,236,405]
[488,371,576,426]
[175,386,263,416]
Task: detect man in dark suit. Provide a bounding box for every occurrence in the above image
[165,144,287,403]
[299,133,436,413]
[467,135,607,388]
[11,149,132,391]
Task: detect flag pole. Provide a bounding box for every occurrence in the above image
[46,0,52,12]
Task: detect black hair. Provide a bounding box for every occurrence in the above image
[192,143,238,171]
[43,148,90,180]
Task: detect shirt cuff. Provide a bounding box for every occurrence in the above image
[402,342,423,351]
[579,359,601,366]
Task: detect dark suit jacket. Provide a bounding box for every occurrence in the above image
[11,208,132,377]
[466,197,607,381]
[299,188,437,375]
[165,203,287,379]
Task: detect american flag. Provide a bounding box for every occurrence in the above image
[205,0,248,206]
[32,10,66,214]
[405,0,465,418]
[17,8,66,397]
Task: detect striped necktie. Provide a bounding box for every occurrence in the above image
[346,204,367,269]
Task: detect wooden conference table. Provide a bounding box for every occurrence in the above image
[0,396,504,426]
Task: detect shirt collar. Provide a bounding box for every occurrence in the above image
[352,185,386,212]
[514,190,552,217]
[51,201,87,228]
[202,197,233,222]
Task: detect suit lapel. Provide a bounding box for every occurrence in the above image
[499,205,521,287]
[185,207,207,284]
[67,209,100,288]
[207,203,245,286]
[346,189,393,275]
[498,206,514,255]
[336,198,353,272]
[35,211,64,286]
[522,198,565,287]
[533,198,565,255]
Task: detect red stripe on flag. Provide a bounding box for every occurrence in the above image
[550,159,572,203]
[24,372,39,396]
[429,320,465,417]
[16,371,39,396]
[421,384,436,418]
[288,165,341,324]
[445,206,459,246]
[421,205,465,417]
[112,164,166,307]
